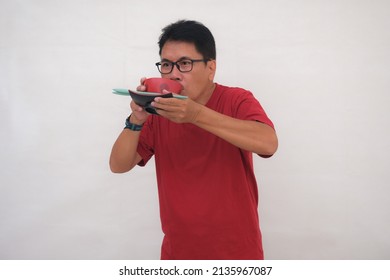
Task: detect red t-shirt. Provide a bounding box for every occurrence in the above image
[137,83,274,259]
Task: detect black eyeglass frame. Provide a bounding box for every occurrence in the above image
[155,58,210,74]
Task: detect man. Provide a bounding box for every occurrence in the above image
[110,20,278,260]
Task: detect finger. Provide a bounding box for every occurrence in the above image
[136,77,147,91]
[153,97,181,106]
[137,85,147,91]
[150,101,167,111]
[130,100,144,112]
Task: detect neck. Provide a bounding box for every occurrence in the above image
[196,82,216,105]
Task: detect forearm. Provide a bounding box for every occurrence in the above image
[193,106,278,156]
[109,128,142,173]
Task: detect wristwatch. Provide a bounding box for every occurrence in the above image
[124,115,143,131]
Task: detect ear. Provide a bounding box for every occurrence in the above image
[207,60,217,81]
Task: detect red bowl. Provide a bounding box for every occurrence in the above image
[144,78,182,94]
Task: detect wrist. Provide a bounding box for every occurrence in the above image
[124,115,143,131]
[190,104,203,124]
[129,114,144,126]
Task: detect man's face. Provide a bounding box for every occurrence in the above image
[159,40,216,102]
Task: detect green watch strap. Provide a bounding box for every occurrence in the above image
[124,115,143,131]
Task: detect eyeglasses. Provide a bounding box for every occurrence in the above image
[155,58,209,74]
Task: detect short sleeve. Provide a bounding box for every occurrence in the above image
[136,116,156,166]
[234,90,275,130]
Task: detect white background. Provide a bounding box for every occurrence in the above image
[0,0,389,259]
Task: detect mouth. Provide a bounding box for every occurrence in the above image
[178,87,185,95]
[176,83,184,94]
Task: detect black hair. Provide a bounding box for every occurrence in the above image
[158,20,216,60]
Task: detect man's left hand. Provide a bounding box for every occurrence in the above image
[151,94,202,124]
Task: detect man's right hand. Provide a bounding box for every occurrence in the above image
[129,77,150,124]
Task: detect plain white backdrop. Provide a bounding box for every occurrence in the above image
[1,0,389,259]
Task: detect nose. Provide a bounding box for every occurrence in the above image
[165,65,182,81]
